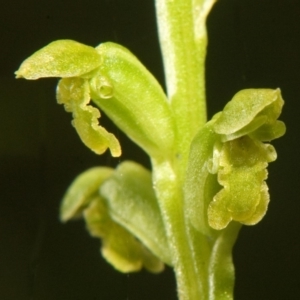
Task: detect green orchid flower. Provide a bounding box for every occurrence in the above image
[60,161,170,273]
[185,88,285,232]
[16,40,175,160]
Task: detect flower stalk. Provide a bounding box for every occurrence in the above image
[15,0,285,299]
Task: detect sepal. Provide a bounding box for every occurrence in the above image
[60,166,113,222]
[15,40,101,79]
[100,161,171,266]
[89,42,176,159]
[213,89,286,142]
[184,120,220,236]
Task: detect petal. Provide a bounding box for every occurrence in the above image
[241,183,270,225]
[60,166,113,222]
[208,136,275,230]
[15,40,102,79]
[213,89,284,136]
[57,77,121,157]
[250,120,286,141]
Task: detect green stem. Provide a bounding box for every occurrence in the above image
[207,223,241,300]
[153,1,242,299]
[152,159,201,300]
[186,223,241,300]
[155,0,216,171]
[152,158,240,300]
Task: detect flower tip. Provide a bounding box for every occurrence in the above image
[14,68,31,79]
[15,40,102,80]
[14,70,22,79]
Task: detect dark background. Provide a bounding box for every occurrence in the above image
[1,0,299,299]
